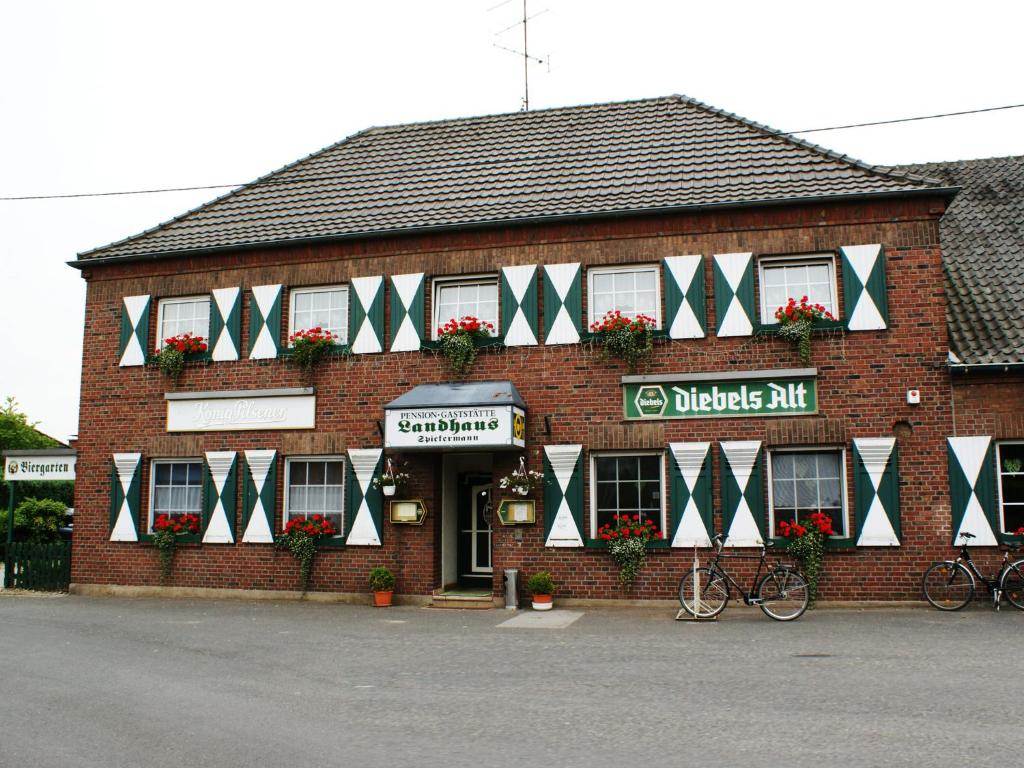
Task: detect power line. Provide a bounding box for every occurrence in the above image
[3,101,1023,202]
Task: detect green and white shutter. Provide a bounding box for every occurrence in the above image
[720,440,764,547]
[853,438,901,546]
[713,252,755,337]
[349,276,385,354]
[248,284,282,360]
[668,442,713,547]
[118,295,151,367]
[389,273,425,352]
[542,263,582,345]
[500,265,539,346]
[346,448,383,545]
[209,287,241,361]
[109,452,142,542]
[947,436,999,546]
[663,256,706,339]
[840,244,889,331]
[543,444,584,547]
[242,449,276,544]
[202,451,238,544]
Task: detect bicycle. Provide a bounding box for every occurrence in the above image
[921,532,1024,611]
[678,533,809,621]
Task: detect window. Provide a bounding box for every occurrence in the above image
[157,297,210,348]
[284,457,345,534]
[149,459,203,533]
[768,449,847,537]
[587,265,661,328]
[591,453,664,536]
[289,286,349,344]
[432,276,498,338]
[996,442,1024,534]
[759,256,838,325]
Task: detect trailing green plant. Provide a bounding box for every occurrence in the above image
[597,514,663,588]
[1003,457,1022,473]
[156,333,207,379]
[437,316,495,376]
[777,512,834,606]
[526,571,555,596]
[276,515,338,595]
[0,497,68,544]
[288,327,338,379]
[152,512,200,583]
[589,310,656,372]
[774,297,837,366]
[368,566,396,592]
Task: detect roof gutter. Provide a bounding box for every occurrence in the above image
[949,362,1024,374]
[69,186,960,269]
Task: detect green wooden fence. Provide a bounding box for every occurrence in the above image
[5,542,72,591]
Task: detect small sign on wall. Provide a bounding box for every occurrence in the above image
[496,498,536,525]
[389,499,428,525]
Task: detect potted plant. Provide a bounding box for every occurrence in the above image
[287,326,338,380]
[152,512,201,583]
[777,512,834,606]
[774,297,837,365]
[275,514,337,595]
[372,459,411,497]
[597,514,662,588]
[437,315,495,376]
[527,571,555,610]
[368,566,396,607]
[497,456,544,496]
[589,310,656,372]
[156,333,207,380]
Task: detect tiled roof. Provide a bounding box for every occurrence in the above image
[77,95,947,263]
[901,156,1024,366]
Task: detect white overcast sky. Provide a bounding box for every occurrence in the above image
[1,0,1022,442]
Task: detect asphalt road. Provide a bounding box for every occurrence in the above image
[1,595,1021,768]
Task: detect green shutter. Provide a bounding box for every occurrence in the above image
[663,256,706,338]
[209,287,241,361]
[720,441,764,546]
[110,453,142,541]
[389,273,425,352]
[668,442,713,546]
[242,450,277,544]
[853,438,901,546]
[947,436,999,545]
[712,252,754,337]
[500,265,539,346]
[542,263,582,344]
[118,295,151,367]
[543,444,584,546]
[841,244,889,331]
[248,284,282,359]
[202,451,237,544]
[346,449,383,545]
[349,276,384,354]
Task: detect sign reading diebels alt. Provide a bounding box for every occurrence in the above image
[624,376,817,419]
[385,405,526,449]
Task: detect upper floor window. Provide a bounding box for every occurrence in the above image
[768,448,847,538]
[289,285,349,344]
[432,276,498,339]
[149,459,203,533]
[157,297,210,348]
[759,256,838,325]
[997,442,1024,535]
[587,265,661,328]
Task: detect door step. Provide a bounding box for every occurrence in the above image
[430,589,495,610]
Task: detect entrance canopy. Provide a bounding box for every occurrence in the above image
[384,381,526,450]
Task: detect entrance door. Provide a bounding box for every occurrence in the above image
[457,475,492,587]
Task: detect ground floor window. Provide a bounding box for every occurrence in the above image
[149,459,203,533]
[285,457,345,534]
[591,452,664,535]
[997,442,1024,534]
[768,449,846,537]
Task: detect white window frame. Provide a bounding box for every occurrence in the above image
[431,274,500,340]
[586,264,662,329]
[995,441,1024,535]
[766,446,849,539]
[758,254,839,325]
[282,455,346,536]
[147,458,204,534]
[589,451,666,539]
[156,296,211,351]
[288,285,350,345]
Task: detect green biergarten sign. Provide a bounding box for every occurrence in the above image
[624,377,817,420]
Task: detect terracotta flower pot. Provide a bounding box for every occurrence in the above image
[531,594,553,611]
[373,590,394,607]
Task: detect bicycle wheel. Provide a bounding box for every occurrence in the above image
[757,568,809,621]
[1001,560,1024,611]
[922,561,974,610]
[678,566,729,618]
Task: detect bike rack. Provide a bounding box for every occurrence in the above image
[675,546,719,622]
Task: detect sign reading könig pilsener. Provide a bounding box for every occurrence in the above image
[624,378,817,419]
[385,406,526,449]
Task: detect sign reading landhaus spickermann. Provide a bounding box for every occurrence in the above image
[623,375,817,419]
[385,406,526,449]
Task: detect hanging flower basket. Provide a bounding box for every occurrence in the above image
[372,459,411,497]
[156,334,207,380]
[497,456,544,496]
[437,316,495,376]
[774,298,837,365]
[589,311,656,372]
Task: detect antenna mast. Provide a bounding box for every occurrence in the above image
[522,0,529,111]
[490,0,549,111]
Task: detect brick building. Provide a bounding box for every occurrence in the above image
[70,96,1015,604]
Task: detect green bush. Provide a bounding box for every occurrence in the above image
[527,571,555,596]
[0,497,67,543]
[368,566,396,592]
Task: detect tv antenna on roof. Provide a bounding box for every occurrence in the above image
[489,0,550,111]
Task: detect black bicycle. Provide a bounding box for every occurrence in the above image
[678,533,809,621]
[921,532,1024,611]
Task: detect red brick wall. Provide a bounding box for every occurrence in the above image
[73,196,973,601]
